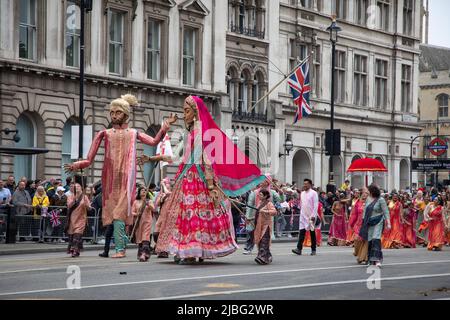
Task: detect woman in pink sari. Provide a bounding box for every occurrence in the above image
[328,197,348,246]
[151,96,266,264]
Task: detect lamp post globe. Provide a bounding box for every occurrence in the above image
[284,138,294,156]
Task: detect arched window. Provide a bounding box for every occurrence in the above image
[253,71,267,114]
[61,118,78,181]
[251,74,259,115]
[14,113,36,181]
[350,155,363,189]
[238,71,249,114]
[438,94,449,118]
[227,66,239,112]
[400,159,410,190]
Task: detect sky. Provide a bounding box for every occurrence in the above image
[428,0,450,48]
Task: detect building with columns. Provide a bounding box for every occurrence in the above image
[417,44,450,188]
[0,0,422,191]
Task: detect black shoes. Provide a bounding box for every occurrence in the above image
[292,248,316,256]
[99,252,109,258]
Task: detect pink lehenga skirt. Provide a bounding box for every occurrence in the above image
[163,166,238,259]
[328,211,348,246]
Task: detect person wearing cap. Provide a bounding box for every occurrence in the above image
[64,94,178,258]
[51,186,68,207]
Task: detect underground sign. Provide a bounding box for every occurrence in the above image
[428,138,448,156]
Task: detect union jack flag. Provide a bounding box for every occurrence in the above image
[288,62,312,124]
[49,209,61,227]
[238,217,246,235]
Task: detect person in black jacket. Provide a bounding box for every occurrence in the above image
[93,184,112,258]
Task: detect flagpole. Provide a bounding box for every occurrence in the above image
[248,52,313,114]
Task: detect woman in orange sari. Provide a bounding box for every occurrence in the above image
[303,201,325,247]
[425,197,447,251]
[401,200,417,248]
[382,193,404,249]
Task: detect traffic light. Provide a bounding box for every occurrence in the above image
[325,129,341,156]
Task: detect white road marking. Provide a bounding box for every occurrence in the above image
[148,273,450,300]
[1,259,450,297]
[0,261,142,274]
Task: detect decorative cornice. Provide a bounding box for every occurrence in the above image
[178,0,210,16]
[0,60,220,100]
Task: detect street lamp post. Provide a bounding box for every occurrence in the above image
[78,0,92,160]
[279,134,294,158]
[435,109,440,187]
[326,17,341,191]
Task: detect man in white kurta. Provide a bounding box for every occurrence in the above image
[292,179,318,256]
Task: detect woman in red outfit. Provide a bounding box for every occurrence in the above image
[382,193,404,249]
[425,197,447,251]
[401,200,417,248]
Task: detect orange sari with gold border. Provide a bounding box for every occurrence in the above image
[382,201,404,249]
[427,206,446,251]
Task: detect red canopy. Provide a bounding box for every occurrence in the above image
[347,158,387,172]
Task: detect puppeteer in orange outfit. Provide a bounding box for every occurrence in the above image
[66,183,90,258]
[131,187,154,262]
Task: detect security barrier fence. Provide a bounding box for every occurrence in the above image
[1,204,333,244]
[2,204,102,243]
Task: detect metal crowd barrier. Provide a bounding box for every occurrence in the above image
[0,212,7,243]
[236,213,333,239]
[12,205,101,243]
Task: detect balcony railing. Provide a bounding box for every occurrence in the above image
[230,24,265,39]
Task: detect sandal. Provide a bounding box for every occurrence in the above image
[111,251,126,258]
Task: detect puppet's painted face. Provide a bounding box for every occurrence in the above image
[110,106,128,125]
[183,101,197,128]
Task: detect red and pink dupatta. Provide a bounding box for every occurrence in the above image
[192,96,266,197]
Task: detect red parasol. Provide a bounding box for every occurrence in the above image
[347,158,387,187]
[347,158,387,172]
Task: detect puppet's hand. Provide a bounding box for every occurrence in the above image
[63,163,75,173]
[137,155,150,165]
[166,113,178,126]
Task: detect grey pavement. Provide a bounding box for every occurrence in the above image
[0,237,295,255]
[0,242,450,300]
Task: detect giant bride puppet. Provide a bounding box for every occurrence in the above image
[142,96,266,264]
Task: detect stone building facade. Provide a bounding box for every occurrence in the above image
[418,44,450,187]
[0,0,423,191]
